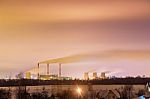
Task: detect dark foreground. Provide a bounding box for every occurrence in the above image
[0,78,150,87]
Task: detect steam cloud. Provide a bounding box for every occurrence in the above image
[39,50,150,64]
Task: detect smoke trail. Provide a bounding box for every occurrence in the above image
[39,50,150,64]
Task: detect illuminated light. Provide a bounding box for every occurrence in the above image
[77,87,82,95]
[31,75,37,79]
[148,87,150,92]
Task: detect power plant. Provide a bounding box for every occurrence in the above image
[23,60,72,80]
[17,57,111,80]
[37,62,62,80]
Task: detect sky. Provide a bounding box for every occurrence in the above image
[0,0,150,79]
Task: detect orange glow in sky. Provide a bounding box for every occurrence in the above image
[0,0,150,78]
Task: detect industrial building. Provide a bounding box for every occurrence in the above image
[83,71,110,80]
[22,57,111,81]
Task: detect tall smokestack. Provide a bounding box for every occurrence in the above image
[59,63,62,78]
[38,63,40,78]
[47,64,50,75]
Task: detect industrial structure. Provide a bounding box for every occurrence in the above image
[100,71,110,79]
[20,56,111,80]
[84,72,89,80]
[25,72,31,79]
[36,56,78,80]
[83,71,110,80]
[37,62,62,80]
[93,72,98,79]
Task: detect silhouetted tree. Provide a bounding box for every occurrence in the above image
[58,89,77,99]
[17,89,31,99]
[0,89,11,99]
[120,85,134,99]
[31,91,50,99]
[137,89,145,97]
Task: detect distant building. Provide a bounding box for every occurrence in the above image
[39,74,58,80]
[25,72,31,79]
